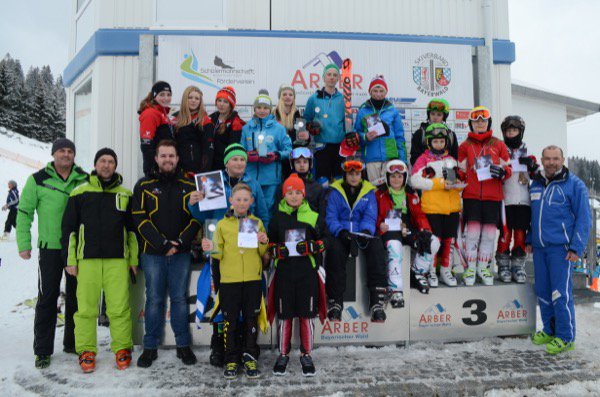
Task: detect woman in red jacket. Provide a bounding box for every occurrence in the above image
[173,86,216,174]
[209,86,246,171]
[457,106,511,286]
[138,81,175,176]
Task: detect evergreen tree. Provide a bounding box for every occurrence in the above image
[0,54,26,133]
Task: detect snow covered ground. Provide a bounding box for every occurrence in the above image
[1,133,599,396]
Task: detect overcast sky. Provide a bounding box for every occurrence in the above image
[1,0,599,160]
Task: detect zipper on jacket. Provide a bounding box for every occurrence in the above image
[562,222,570,243]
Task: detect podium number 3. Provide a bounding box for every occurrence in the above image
[462,299,487,326]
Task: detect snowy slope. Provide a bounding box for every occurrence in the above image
[0,127,52,168]
[1,135,600,396]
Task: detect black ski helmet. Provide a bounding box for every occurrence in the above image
[500,115,526,149]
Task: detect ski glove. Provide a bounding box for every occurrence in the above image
[296,240,326,256]
[490,164,506,180]
[306,121,321,136]
[338,230,351,240]
[344,132,360,149]
[415,230,433,255]
[247,150,260,163]
[422,166,436,179]
[268,242,289,260]
[519,155,539,173]
[259,152,279,164]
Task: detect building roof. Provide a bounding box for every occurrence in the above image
[512,82,600,122]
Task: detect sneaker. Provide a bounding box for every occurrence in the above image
[136,348,158,368]
[242,353,261,379]
[115,349,132,370]
[79,351,96,373]
[440,267,457,287]
[496,252,512,283]
[176,346,197,366]
[370,304,386,323]
[476,264,494,286]
[223,362,239,379]
[389,291,404,308]
[300,354,316,377]
[546,337,575,355]
[272,354,289,376]
[463,267,476,286]
[34,355,51,369]
[427,271,439,288]
[327,300,342,322]
[531,330,554,345]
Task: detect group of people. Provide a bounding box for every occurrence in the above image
[11,62,590,381]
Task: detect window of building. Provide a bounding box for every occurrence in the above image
[74,79,93,171]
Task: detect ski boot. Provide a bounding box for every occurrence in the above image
[496,252,512,283]
[327,299,342,322]
[410,267,430,294]
[209,327,225,367]
[439,267,457,287]
[242,353,261,379]
[389,290,404,308]
[300,354,316,377]
[427,271,439,288]
[531,330,554,345]
[463,264,476,286]
[476,262,494,286]
[370,288,387,323]
[35,355,51,369]
[511,255,527,284]
[115,349,132,370]
[79,351,96,373]
[546,337,575,355]
[273,354,289,376]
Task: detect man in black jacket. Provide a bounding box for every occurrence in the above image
[132,140,201,368]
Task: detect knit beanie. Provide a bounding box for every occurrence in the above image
[51,138,76,155]
[216,86,236,108]
[282,173,306,197]
[94,148,118,166]
[253,89,272,108]
[223,143,248,166]
[369,75,388,93]
[322,63,340,77]
[151,81,171,98]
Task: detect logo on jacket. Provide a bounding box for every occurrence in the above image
[413,53,452,96]
[152,188,161,195]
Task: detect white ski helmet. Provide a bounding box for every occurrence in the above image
[385,159,408,188]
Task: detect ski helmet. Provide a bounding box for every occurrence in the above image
[385,159,408,188]
[500,115,526,149]
[289,146,313,171]
[427,98,450,121]
[468,106,492,132]
[425,123,450,154]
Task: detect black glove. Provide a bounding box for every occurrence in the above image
[296,240,326,256]
[268,243,289,260]
[490,164,506,180]
[338,230,351,240]
[356,230,372,246]
[306,121,321,136]
[415,230,433,255]
[519,155,539,173]
[422,166,436,179]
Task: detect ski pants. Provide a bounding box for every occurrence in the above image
[34,248,77,355]
[260,184,279,217]
[314,143,343,182]
[325,235,387,306]
[533,245,576,343]
[74,258,133,354]
[4,207,17,233]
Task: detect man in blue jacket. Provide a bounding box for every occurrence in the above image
[2,180,19,239]
[325,158,388,323]
[527,145,591,355]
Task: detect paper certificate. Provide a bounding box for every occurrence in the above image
[285,228,306,257]
[238,218,259,248]
[195,171,227,212]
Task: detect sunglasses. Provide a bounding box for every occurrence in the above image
[291,147,313,160]
[388,164,407,173]
[428,101,447,112]
[341,160,365,172]
[469,108,491,121]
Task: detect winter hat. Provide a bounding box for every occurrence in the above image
[282,173,306,197]
[223,143,247,166]
[278,84,295,99]
[369,75,388,94]
[151,81,171,98]
[94,148,118,166]
[253,89,272,108]
[322,63,340,77]
[216,86,236,108]
[51,138,76,155]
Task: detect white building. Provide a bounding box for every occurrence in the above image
[64,0,545,185]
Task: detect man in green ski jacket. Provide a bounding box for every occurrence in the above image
[16,138,88,369]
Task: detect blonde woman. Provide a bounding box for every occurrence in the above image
[275,85,308,178]
[174,86,215,173]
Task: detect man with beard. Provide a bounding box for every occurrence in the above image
[132,139,201,368]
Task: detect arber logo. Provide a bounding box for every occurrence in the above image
[291,50,363,91]
[419,303,451,328]
[497,299,528,324]
[413,53,452,97]
[320,306,369,340]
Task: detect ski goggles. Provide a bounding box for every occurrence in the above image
[427,100,448,113]
[290,147,313,160]
[387,163,407,173]
[341,160,365,172]
[469,107,491,121]
[425,127,449,138]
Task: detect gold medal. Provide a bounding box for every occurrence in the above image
[323,114,329,119]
